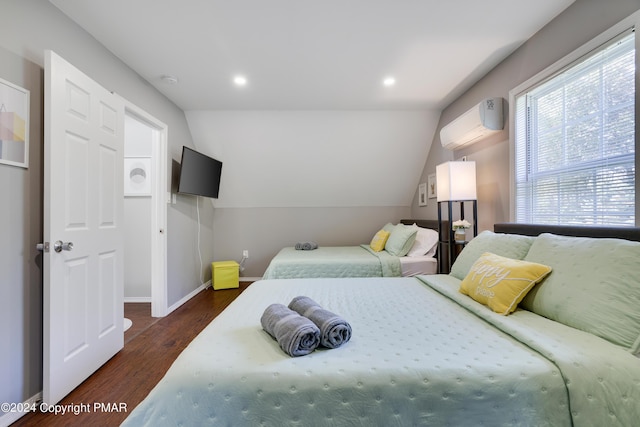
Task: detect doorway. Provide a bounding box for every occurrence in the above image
[123,103,168,318]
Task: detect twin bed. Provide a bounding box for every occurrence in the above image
[262,220,441,279]
[122,222,640,426]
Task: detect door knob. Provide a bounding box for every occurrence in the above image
[53,240,74,253]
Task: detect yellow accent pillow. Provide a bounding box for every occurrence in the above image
[369,229,391,252]
[459,252,552,315]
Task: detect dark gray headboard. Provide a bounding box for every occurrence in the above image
[494,223,640,242]
[400,219,447,240]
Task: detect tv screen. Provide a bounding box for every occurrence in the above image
[177,146,223,198]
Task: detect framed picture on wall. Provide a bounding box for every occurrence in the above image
[0,77,30,168]
[418,183,427,206]
[428,173,437,198]
[124,157,152,196]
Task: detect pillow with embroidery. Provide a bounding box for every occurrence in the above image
[459,252,552,315]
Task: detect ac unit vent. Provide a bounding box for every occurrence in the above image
[440,97,504,150]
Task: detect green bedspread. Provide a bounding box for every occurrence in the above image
[122,277,574,427]
[262,245,401,279]
[419,274,640,427]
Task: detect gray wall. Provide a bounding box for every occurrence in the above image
[0,0,212,410]
[0,45,43,416]
[124,197,152,298]
[411,0,640,231]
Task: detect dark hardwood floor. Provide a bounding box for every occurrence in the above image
[123,302,158,345]
[13,282,252,427]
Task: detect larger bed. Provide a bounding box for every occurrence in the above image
[262,219,441,279]
[122,224,640,427]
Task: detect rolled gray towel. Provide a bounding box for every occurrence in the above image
[261,303,321,357]
[288,296,352,349]
[295,241,318,250]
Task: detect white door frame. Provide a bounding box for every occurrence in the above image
[122,100,168,317]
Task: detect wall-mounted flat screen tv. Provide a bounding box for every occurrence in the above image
[177,146,223,198]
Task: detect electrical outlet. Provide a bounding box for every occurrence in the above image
[243,250,249,258]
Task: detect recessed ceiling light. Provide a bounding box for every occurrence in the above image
[233,75,248,86]
[383,77,396,87]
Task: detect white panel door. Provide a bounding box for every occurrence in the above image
[43,51,124,404]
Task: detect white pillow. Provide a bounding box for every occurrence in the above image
[406,226,439,257]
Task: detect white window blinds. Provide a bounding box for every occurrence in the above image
[514,30,635,226]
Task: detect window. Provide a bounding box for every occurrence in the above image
[514,30,635,226]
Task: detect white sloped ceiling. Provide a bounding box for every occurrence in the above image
[185,110,439,208]
[49,1,575,211]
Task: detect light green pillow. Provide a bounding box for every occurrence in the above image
[382,222,396,234]
[450,231,536,280]
[385,224,418,256]
[523,233,640,353]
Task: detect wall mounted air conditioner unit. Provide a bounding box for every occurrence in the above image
[440,97,503,150]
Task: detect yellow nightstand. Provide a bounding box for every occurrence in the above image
[211,260,239,290]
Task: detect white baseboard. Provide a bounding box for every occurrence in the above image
[165,280,211,316]
[0,392,41,427]
[157,276,256,318]
[240,276,262,282]
[124,296,152,303]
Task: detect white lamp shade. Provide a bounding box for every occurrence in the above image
[436,161,477,201]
